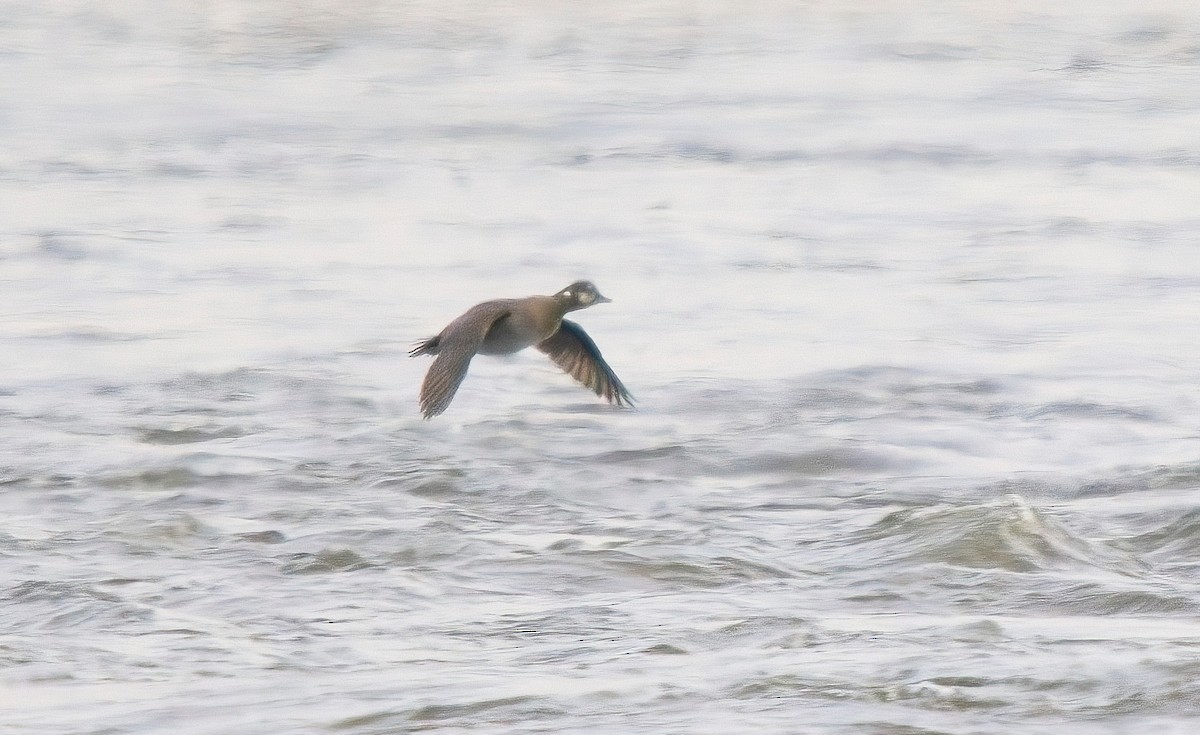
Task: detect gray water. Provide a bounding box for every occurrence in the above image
[3,2,1200,733]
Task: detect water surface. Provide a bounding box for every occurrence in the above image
[3,2,1200,733]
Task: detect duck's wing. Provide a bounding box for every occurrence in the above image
[416,302,511,418]
[536,319,634,407]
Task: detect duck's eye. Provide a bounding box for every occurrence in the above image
[563,291,572,299]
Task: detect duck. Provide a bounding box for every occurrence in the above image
[410,281,634,418]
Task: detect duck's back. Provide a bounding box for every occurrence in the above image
[478,296,563,355]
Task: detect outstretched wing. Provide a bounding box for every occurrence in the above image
[536,319,634,407]
[415,302,511,418]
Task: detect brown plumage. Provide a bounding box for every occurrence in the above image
[410,281,633,418]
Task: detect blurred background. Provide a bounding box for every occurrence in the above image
[2,2,1199,733]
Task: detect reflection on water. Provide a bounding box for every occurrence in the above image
[3,2,1200,734]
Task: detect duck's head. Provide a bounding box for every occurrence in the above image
[555,281,611,311]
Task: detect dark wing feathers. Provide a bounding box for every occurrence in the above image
[417,348,473,418]
[536,319,634,407]
[413,302,511,418]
